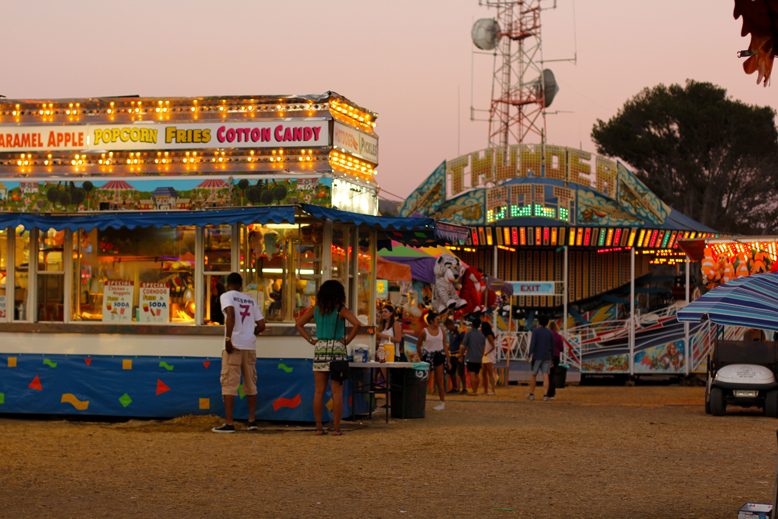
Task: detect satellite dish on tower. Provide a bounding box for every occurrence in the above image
[472,18,500,51]
[540,69,560,107]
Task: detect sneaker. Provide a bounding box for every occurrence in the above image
[546,396,555,400]
[488,392,496,396]
[446,389,460,394]
[433,402,445,411]
[247,421,258,430]
[543,395,549,401]
[212,423,235,433]
[525,394,535,400]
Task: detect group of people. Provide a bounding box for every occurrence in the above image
[385,311,500,411]
[212,274,361,436]
[212,272,566,435]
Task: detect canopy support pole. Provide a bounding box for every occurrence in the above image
[629,246,635,377]
[685,257,691,376]
[194,226,205,325]
[563,245,568,337]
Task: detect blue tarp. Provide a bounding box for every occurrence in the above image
[0,206,295,231]
[0,353,372,421]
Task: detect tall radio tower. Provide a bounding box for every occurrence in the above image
[472,0,558,148]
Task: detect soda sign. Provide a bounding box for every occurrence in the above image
[138,282,170,323]
[103,280,134,323]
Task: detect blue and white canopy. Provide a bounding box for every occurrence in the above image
[677,272,778,331]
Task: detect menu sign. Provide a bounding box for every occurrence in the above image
[102,280,134,323]
[0,120,330,152]
[138,282,170,323]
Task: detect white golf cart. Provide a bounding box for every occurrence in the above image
[705,338,778,417]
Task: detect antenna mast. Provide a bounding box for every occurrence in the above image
[481,0,548,148]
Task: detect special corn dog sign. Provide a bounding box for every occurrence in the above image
[0,120,329,152]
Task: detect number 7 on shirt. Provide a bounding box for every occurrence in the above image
[239,304,251,324]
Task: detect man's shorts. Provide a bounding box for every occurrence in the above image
[467,361,482,374]
[221,349,257,396]
[531,359,551,376]
[422,350,447,368]
[447,355,460,376]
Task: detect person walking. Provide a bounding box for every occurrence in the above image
[212,273,266,433]
[295,280,361,436]
[460,318,486,396]
[547,321,565,399]
[416,312,450,410]
[481,322,497,395]
[444,318,466,393]
[526,315,555,401]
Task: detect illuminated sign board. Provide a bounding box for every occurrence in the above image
[332,122,378,163]
[0,120,330,152]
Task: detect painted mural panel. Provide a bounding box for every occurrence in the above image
[0,176,331,213]
[634,340,686,373]
[616,162,669,226]
[577,189,645,227]
[430,189,485,226]
[399,160,445,217]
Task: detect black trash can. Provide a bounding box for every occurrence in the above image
[390,367,429,419]
[554,364,569,389]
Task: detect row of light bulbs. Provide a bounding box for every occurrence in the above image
[329,151,375,176]
[10,150,377,178]
[0,98,378,130]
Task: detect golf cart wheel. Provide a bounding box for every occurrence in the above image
[765,390,778,418]
[709,387,726,416]
[704,392,711,415]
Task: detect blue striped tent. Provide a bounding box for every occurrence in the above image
[677,272,778,331]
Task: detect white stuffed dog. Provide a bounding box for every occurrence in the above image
[432,254,467,313]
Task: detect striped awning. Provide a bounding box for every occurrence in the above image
[677,271,778,331]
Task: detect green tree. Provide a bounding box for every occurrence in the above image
[46,187,60,204]
[246,186,262,205]
[71,189,86,208]
[82,181,94,210]
[273,184,288,201]
[237,179,249,205]
[591,80,778,234]
[58,190,72,208]
[260,189,274,205]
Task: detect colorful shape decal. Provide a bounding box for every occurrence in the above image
[238,384,245,399]
[8,357,17,367]
[61,394,89,411]
[199,398,210,410]
[156,379,170,396]
[28,376,42,391]
[159,362,174,371]
[277,363,293,373]
[325,398,334,412]
[0,393,4,404]
[272,394,302,412]
[43,359,57,368]
[84,358,92,366]
[119,393,132,407]
[203,361,211,369]
[122,359,132,370]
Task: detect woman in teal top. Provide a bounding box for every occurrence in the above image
[296,280,361,436]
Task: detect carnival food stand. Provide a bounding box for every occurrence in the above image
[0,93,467,420]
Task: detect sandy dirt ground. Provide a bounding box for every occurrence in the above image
[0,384,776,518]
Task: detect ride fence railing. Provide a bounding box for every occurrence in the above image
[495,331,530,363]
[690,320,715,373]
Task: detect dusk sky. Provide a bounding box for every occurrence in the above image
[2,1,771,201]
